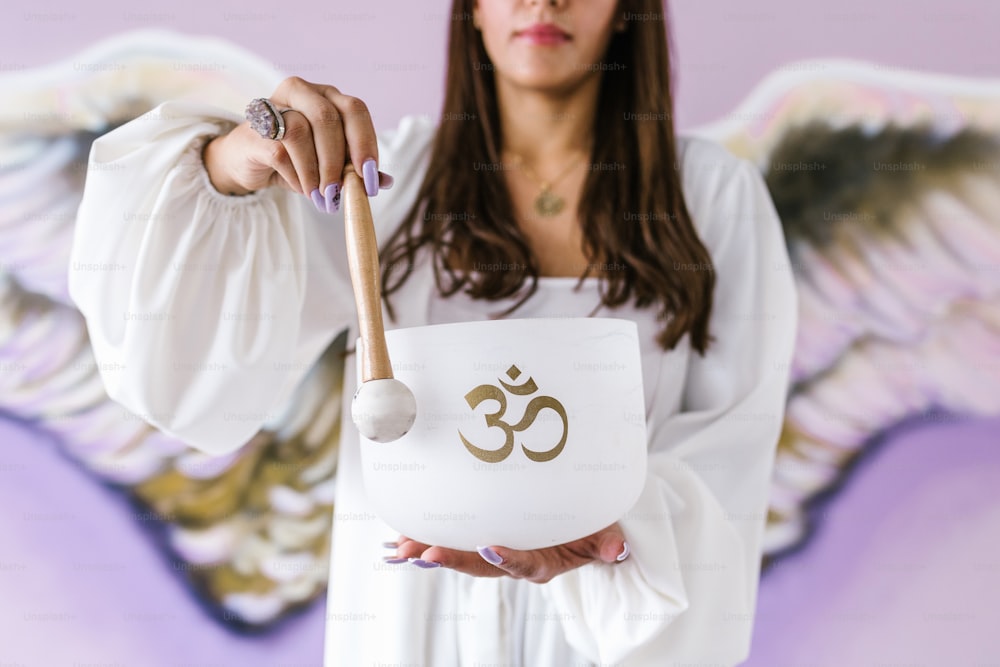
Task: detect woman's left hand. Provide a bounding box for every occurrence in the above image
[384,523,630,584]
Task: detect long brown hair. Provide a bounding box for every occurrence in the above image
[381,0,715,353]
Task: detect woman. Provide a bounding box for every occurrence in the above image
[69,0,796,664]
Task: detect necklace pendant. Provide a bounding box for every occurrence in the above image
[534,188,564,217]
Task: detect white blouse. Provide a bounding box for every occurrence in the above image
[68,101,797,667]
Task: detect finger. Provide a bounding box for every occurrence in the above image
[272,78,344,200]
[475,546,548,582]
[325,90,380,196]
[262,146,303,195]
[421,546,504,578]
[269,109,319,196]
[226,122,300,195]
[395,538,430,562]
[378,535,425,564]
[258,137,303,195]
[592,523,630,564]
[282,82,347,200]
[393,534,418,548]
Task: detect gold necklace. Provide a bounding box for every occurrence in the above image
[507,153,582,217]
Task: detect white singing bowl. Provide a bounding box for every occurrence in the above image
[357,317,648,552]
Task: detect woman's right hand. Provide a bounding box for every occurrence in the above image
[202,76,393,211]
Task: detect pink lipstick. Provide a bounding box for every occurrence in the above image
[515,23,571,45]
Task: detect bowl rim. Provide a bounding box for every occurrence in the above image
[382,316,640,337]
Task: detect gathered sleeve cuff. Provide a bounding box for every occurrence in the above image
[68,100,364,454]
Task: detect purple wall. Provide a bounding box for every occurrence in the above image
[2,2,999,664]
[1,0,996,129]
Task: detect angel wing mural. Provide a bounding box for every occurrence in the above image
[693,64,1000,557]
[2,31,998,631]
[1,31,340,627]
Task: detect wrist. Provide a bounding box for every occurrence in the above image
[202,134,255,197]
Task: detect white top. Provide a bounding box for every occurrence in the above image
[68,101,797,667]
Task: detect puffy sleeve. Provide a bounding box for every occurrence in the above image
[68,100,434,455]
[540,141,798,665]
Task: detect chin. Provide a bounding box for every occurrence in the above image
[501,65,593,96]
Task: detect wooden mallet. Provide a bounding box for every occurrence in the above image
[341,163,417,443]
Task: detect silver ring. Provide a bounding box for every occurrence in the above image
[246,97,292,141]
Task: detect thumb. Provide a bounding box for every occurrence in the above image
[593,523,630,564]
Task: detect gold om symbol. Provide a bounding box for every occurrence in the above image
[458,365,569,463]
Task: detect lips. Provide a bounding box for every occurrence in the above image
[515,23,571,45]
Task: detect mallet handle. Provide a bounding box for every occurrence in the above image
[342,164,393,383]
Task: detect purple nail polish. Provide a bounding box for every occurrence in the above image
[477,546,503,566]
[409,558,442,569]
[382,556,409,564]
[382,541,399,549]
[616,542,631,562]
[378,170,395,190]
[362,158,378,197]
[310,188,325,212]
[324,182,341,213]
